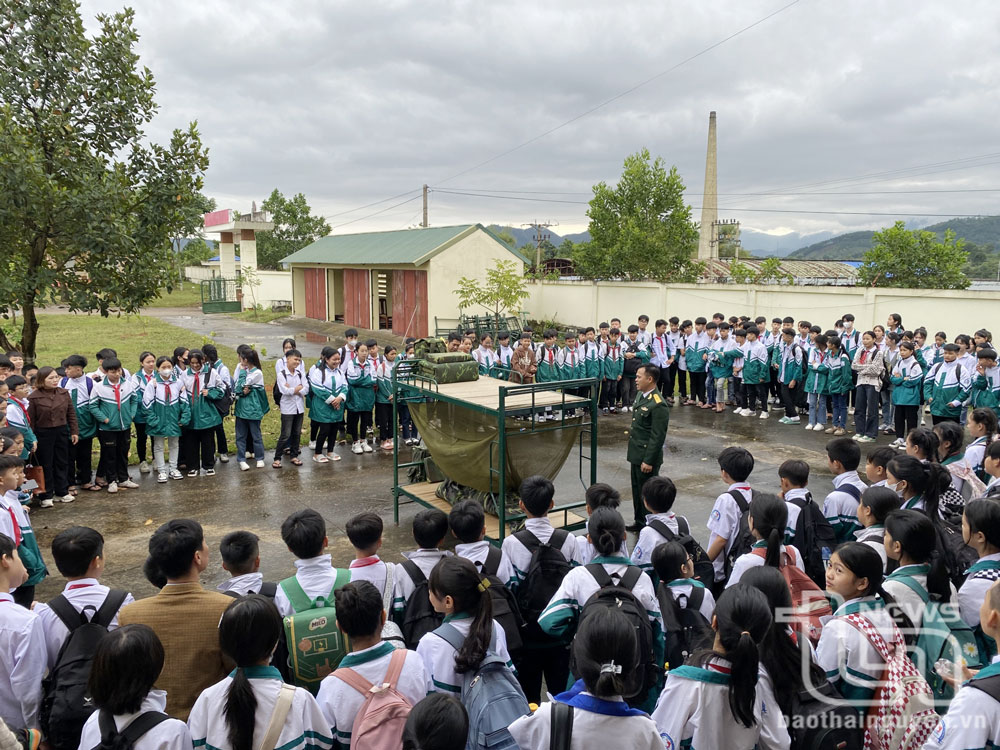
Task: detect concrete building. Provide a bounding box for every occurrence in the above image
[281,224,528,337]
[202,208,274,311]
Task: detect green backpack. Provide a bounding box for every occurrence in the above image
[280,569,351,694]
[893,575,984,706]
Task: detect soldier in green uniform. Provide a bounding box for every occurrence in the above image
[626,363,670,531]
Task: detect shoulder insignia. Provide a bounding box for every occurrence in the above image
[652,393,662,404]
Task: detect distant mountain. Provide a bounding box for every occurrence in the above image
[739,229,837,257]
[488,225,590,253]
[787,216,1000,260]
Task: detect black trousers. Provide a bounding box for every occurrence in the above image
[769,365,781,398]
[515,645,571,705]
[895,404,919,439]
[183,427,215,470]
[310,419,320,441]
[314,421,344,454]
[666,360,679,397]
[733,377,747,408]
[375,402,393,440]
[630,461,661,527]
[274,413,304,460]
[675,367,688,398]
[134,422,152,463]
[347,409,373,442]
[781,383,799,418]
[620,376,638,408]
[932,415,959,425]
[599,378,617,408]
[746,383,768,412]
[689,371,707,403]
[213,421,229,454]
[35,426,71,499]
[71,436,93,486]
[97,429,131,482]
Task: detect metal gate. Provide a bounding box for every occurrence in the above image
[200,278,241,313]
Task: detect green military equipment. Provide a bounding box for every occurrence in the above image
[424,351,475,365]
[413,337,446,358]
[280,569,351,694]
[416,358,480,384]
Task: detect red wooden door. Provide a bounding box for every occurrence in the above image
[392,270,428,337]
[303,268,326,320]
[343,269,371,329]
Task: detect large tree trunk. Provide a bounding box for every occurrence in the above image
[20,302,39,365]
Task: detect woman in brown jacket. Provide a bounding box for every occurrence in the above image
[27,366,79,508]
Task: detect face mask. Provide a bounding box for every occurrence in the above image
[885,480,902,494]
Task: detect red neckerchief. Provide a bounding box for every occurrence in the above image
[67,582,96,590]
[707,662,732,675]
[111,382,121,411]
[193,371,201,400]
[5,505,21,546]
[349,556,381,568]
[10,397,29,426]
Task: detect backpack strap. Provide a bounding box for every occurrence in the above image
[96,710,171,750]
[384,647,407,687]
[585,563,614,589]
[382,562,396,614]
[887,574,931,604]
[839,483,862,502]
[92,590,129,629]
[47,594,87,633]
[969,673,1000,703]
[278,576,314,614]
[647,519,676,541]
[618,566,643,592]
[258,582,278,599]
[687,586,705,611]
[402,559,426,587]
[334,666,375,697]
[676,516,690,536]
[843,612,893,662]
[727,490,749,514]
[513,529,541,553]
[258,684,296,750]
[482,546,502,578]
[432,622,465,652]
[549,702,573,750]
[223,590,240,599]
[549,529,570,550]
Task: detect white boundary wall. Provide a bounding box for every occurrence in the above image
[524,280,1000,334]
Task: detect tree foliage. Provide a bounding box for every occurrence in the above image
[0,0,210,360]
[455,260,529,322]
[858,221,970,289]
[573,149,701,282]
[255,189,331,270]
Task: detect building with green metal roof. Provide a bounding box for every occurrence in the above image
[281,224,527,337]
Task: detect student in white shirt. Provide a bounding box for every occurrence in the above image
[417,556,516,696]
[79,624,192,750]
[652,584,790,750]
[402,694,469,750]
[391,508,451,629]
[273,509,349,618]
[448,500,514,584]
[574,483,629,565]
[33,526,135,670]
[316,582,430,748]
[965,408,996,481]
[218,531,268,597]
[705,447,756,586]
[958,499,1000,637]
[727,493,806,588]
[510,606,663,750]
[652,541,716,623]
[188,596,333,750]
[886,453,952,519]
[823,438,868,544]
[273,349,309,467]
[0,533,45,731]
[853,486,901,573]
[630,476,689,577]
[778,458,817,546]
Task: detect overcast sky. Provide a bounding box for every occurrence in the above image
[78,0,1000,239]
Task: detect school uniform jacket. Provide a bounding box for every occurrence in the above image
[840,329,861,361]
[652,657,790,750]
[825,352,853,395]
[211,359,232,388]
[233,367,270,421]
[966,436,990,481]
[958,554,1000,629]
[925,656,1000,750]
[815,597,895,704]
[316,641,430,750]
[580,340,603,380]
[60,374,98,439]
[725,541,806,588]
[472,346,499,376]
[141,373,191,437]
[390,549,452,620]
[630,511,685,574]
[0,491,45,587]
[307,365,348,424]
[78,690,192,750]
[535,345,561,382]
[500,517,580,592]
[707,337,738,379]
[924,360,972,418]
[804,349,829,394]
[34,578,135,670]
[344,359,376,412]
[854,524,889,573]
[418,613,514,695]
[374,358,396,404]
[776,342,803,385]
[683,331,711,373]
[742,340,770,385]
[180,367,223,430]
[5,397,36,455]
[823,471,867,544]
[89,377,139,431]
[971,365,1000,412]
[557,346,584,381]
[496,344,515,377]
[601,341,624,380]
[188,667,332,750]
[782,488,814,545]
[273,555,346,618]
[131,371,155,424]
[621,338,650,377]
[0,591,46,730]
[890,356,923,405]
[217,572,264,597]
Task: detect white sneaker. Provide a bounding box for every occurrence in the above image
[741,408,753,416]
[169,469,184,480]
[39,497,54,508]
[157,472,168,483]
[239,461,250,471]
[806,424,815,431]
[107,482,119,494]
[852,434,862,441]
[362,441,373,453]
[58,494,75,503]
[733,406,742,413]
[256,460,266,468]
[139,461,151,474]
[759,411,769,419]
[308,440,316,450]
[245,451,252,458]
[351,441,364,454]
[120,480,139,489]
[219,453,229,463]
[813,423,826,431]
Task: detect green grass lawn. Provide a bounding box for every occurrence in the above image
[227,309,290,324]
[35,313,284,456]
[142,283,203,308]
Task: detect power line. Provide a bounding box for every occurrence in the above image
[444,186,1000,197]
[322,188,423,221]
[435,0,802,185]
[328,195,424,230]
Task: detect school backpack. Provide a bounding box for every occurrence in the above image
[888,575,983,707]
[788,680,864,750]
[647,517,714,586]
[934,520,979,588]
[512,528,572,641]
[40,590,129,750]
[272,380,282,406]
[214,381,234,417]
[578,564,659,703]
[279,570,351,694]
[432,623,530,750]
[787,493,837,588]
[222,581,278,599]
[655,582,713,671]
[89,710,170,750]
[751,547,832,645]
[843,613,938,750]
[724,489,758,577]
[398,560,444,649]
[480,546,525,653]
[332,649,412,750]
[548,702,573,750]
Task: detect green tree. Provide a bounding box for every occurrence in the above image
[455,259,529,327]
[491,227,517,248]
[858,221,970,289]
[0,0,210,361]
[557,238,576,258]
[573,148,701,281]
[728,260,756,284]
[756,257,793,285]
[256,189,331,269]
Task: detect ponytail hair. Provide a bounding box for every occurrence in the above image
[933,421,965,461]
[429,557,493,674]
[965,499,1000,550]
[884,510,951,603]
[588,506,626,558]
[704,584,772,728]
[833,541,898,620]
[971,408,999,453]
[571,605,637,698]
[748,493,787,568]
[887,454,950,525]
[651,541,689,584]
[906,427,939,461]
[219,596,284,750]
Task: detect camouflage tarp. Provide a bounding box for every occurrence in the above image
[413,337,446,358]
[424,352,475,365]
[434,479,524,531]
[416,359,479,384]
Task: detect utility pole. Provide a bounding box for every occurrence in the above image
[522,220,557,270]
[422,184,428,228]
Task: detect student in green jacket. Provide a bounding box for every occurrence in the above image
[924,343,972,424]
[180,349,224,477]
[234,348,270,471]
[60,354,99,491]
[374,345,398,451]
[4,376,35,461]
[346,340,377,455]
[88,357,139,493]
[824,336,852,435]
[971,348,1000,418]
[308,347,348,463]
[535,329,561,383]
[804,333,830,430]
[142,356,191,483]
[890,341,924,448]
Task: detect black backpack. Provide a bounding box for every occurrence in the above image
[725,490,757,578]
[655,582,713,672]
[788,680,864,750]
[647,517,714,586]
[622,340,643,376]
[41,590,129,750]
[787,493,837,588]
[934,518,979,588]
[90,709,170,750]
[398,560,444,649]
[549,702,573,750]
[480,546,526,653]
[513,529,572,642]
[578,565,659,703]
[214,382,234,417]
[222,581,278,599]
[272,381,282,406]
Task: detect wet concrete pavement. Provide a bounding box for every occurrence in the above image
[32,400,845,602]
